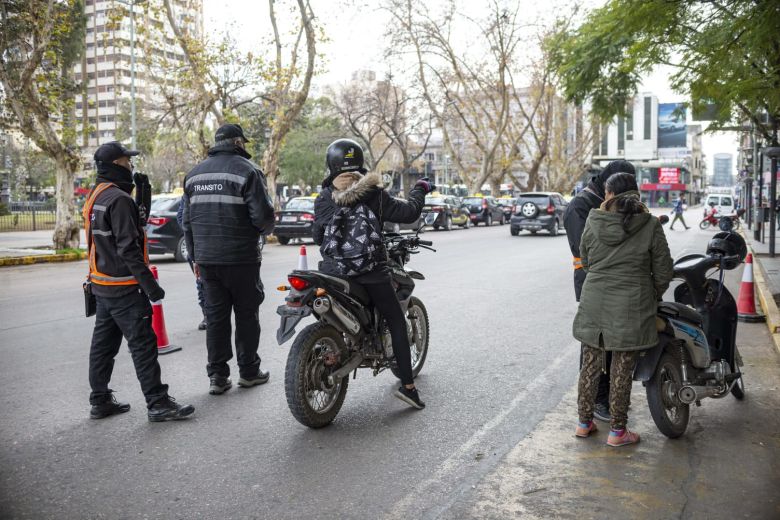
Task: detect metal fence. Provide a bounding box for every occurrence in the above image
[0,201,58,232]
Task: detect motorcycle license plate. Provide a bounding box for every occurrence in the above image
[276,305,311,345]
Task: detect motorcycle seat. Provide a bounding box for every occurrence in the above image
[311,272,371,305]
[658,301,702,327]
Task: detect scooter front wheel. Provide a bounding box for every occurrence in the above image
[646,351,690,438]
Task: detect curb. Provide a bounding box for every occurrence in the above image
[0,251,87,267]
[743,242,780,355]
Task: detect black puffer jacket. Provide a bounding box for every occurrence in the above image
[182,143,275,265]
[313,171,426,282]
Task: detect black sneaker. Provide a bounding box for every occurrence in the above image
[594,402,611,422]
[209,376,232,395]
[394,386,426,410]
[198,318,207,331]
[90,395,131,419]
[238,369,270,388]
[147,396,195,422]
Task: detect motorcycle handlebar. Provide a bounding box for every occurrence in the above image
[418,239,433,246]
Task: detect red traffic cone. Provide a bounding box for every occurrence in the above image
[737,254,765,323]
[149,265,182,354]
[297,245,309,270]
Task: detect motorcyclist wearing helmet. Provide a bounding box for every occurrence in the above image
[312,139,434,409]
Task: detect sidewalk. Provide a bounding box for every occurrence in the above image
[446,320,780,519]
[0,229,86,259]
[743,229,780,350]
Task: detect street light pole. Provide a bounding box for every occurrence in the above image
[130,0,137,150]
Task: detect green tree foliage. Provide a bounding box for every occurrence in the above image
[0,0,86,248]
[279,98,342,190]
[549,0,780,142]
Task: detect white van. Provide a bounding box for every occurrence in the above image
[704,193,735,216]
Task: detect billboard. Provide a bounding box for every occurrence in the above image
[658,167,680,183]
[657,103,687,149]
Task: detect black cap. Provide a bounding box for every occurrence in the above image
[215,123,249,143]
[94,141,140,164]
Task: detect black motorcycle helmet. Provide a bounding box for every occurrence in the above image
[324,139,367,187]
[706,231,747,270]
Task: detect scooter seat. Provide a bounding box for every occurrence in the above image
[658,301,702,327]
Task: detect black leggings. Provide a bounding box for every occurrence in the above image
[362,281,414,386]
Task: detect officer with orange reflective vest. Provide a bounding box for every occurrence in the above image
[84,142,194,422]
[563,160,635,423]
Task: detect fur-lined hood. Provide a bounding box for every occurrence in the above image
[331,171,383,207]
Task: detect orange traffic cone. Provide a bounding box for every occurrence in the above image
[149,265,182,354]
[737,254,765,323]
[297,245,309,270]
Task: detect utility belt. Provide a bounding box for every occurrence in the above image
[573,256,583,270]
[82,182,148,287]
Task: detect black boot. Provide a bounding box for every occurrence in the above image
[147,396,195,422]
[238,369,270,388]
[209,376,232,395]
[90,394,131,419]
[594,402,611,422]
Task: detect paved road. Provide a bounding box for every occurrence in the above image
[0,211,744,519]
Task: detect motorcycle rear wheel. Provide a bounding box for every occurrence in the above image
[285,322,349,429]
[699,220,711,230]
[646,351,690,438]
[391,296,430,380]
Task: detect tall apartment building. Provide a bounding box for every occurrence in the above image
[712,153,734,187]
[74,0,203,161]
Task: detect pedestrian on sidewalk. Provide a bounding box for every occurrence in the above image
[775,196,780,230]
[181,124,276,395]
[84,142,195,422]
[564,160,635,423]
[573,173,673,446]
[176,199,207,330]
[669,193,690,230]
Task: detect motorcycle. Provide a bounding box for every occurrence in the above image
[699,206,719,229]
[275,228,434,428]
[635,216,747,438]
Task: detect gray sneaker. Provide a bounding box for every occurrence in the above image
[238,369,270,388]
[594,402,611,422]
[209,376,232,395]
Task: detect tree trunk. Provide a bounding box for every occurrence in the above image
[489,178,501,197]
[263,135,281,209]
[52,159,80,249]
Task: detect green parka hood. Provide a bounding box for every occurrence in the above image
[586,211,652,246]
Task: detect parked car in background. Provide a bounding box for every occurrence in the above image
[703,193,735,217]
[422,194,471,230]
[510,192,567,236]
[495,197,516,223]
[274,196,317,245]
[462,195,506,226]
[146,195,265,260]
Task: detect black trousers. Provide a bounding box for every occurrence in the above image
[361,280,414,386]
[580,342,610,405]
[200,263,264,379]
[89,289,168,407]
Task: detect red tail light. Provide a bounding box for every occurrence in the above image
[432,206,443,212]
[300,213,314,221]
[147,216,169,226]
[546,204,555,215]
[288,275,311,291]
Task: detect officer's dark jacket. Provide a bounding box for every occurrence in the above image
[87,173,163,300]
[313,171,425,281]
[182,142,275,265]
[563,188,602,301]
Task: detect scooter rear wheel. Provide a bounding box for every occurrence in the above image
[699,220,711,230]
[646,351,690,438]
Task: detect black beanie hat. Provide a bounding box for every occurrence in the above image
[592,160,636,198]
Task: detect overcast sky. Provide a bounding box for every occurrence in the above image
[203,0,739,179]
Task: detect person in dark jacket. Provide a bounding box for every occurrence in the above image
[669,194,690,230]
[85,141,195,422]
[313,139,433,409]
[181,124,276,395]
[176,200,207,330]
[563,160,636,422]
[573,172,673,446]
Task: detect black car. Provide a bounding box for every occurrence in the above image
[146,195,265,260]
[495,197,516,222]
[462,195,506,226]
[146,196,188,261]
[274,196,317,245]
[510,192,568,236]
[422,195,471,230]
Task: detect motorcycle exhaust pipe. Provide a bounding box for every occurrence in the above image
[678,385,724,404]
[312,296,361,335]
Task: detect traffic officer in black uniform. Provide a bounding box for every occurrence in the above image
[85,141,195,422]
[181,124,276,395]
[563,159,635,423]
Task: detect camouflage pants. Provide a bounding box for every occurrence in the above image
[578,346,639,430]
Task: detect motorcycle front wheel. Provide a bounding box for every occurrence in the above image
[699,219,711,230]
[646,351,690,438]
[391,296,430,380]
[285,322,349,428]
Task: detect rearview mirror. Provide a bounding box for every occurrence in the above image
[658,215,670,225]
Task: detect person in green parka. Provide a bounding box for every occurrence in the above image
[573,173,674,447]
